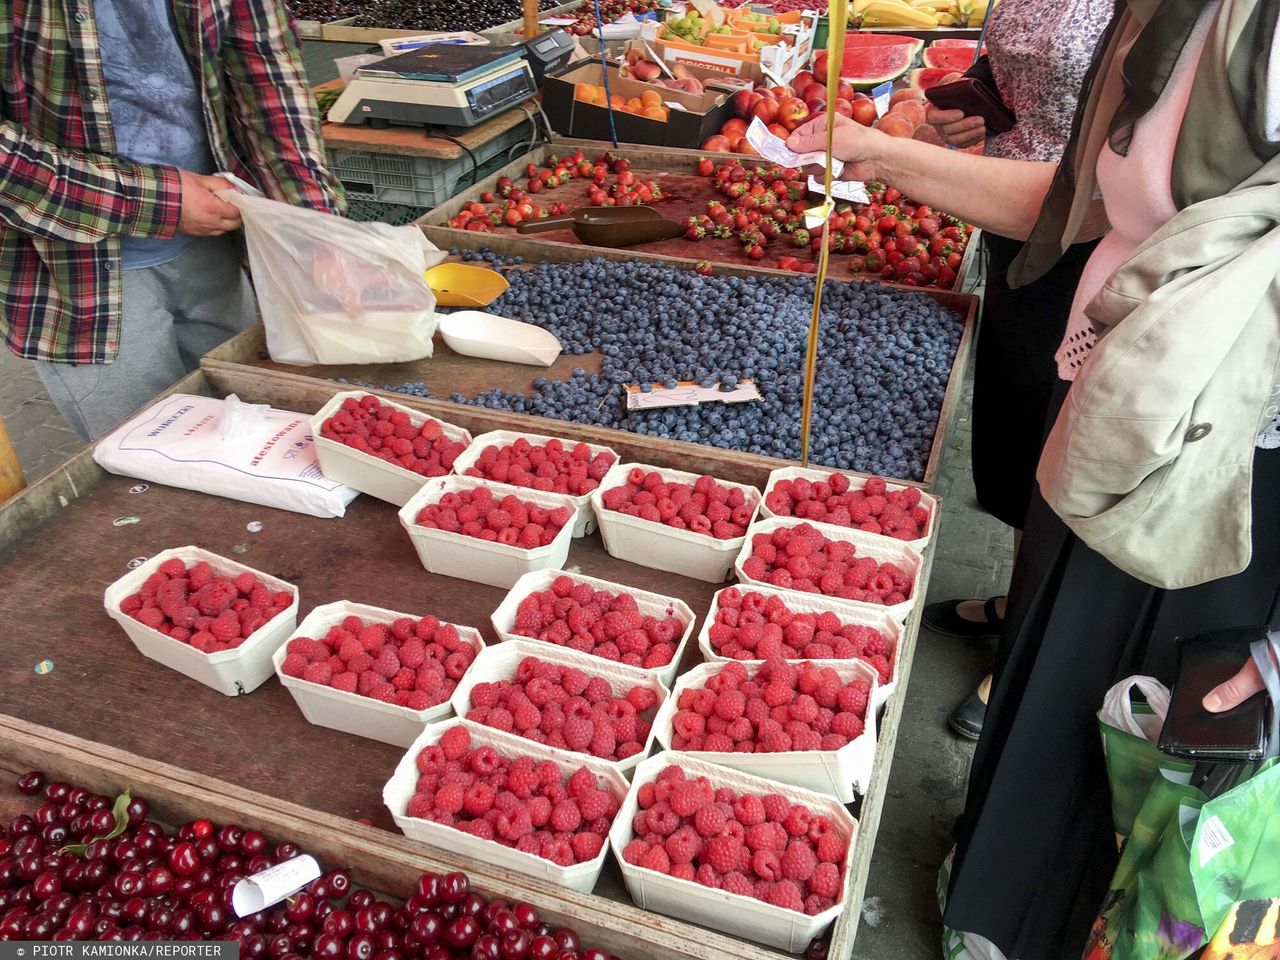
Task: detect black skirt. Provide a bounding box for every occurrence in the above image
[971,234,1100,530]
[942,408,1280,960]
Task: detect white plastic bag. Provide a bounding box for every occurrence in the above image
[93,393,359,518]
[219,174,446,365]
[1099,675,1171,742]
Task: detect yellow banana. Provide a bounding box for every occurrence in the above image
[860,0,939,27]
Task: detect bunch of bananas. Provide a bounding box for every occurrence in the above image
[852,0,988,28]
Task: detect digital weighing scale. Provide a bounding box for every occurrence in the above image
[328,43,536,129]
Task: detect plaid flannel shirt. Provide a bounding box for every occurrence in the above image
[0,0,345,364]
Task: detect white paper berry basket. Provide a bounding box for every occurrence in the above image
[397,475,577,590]
[697,584,903,709]
[272,600,484,748]
[490,569,697,689]
[734,517,925,623]
[449,639,669,778]
[590,463,762,585]
[451,429,619,538]
[760,466,939,547]
[103,546,300,698]
[649,659,878,802]
[608,752,858,953]
[383,718,626,894]
[310,390,473,507]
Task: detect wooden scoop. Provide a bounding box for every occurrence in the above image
[516,206,683,247]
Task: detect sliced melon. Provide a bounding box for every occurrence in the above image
[813,32,924,79]
[931,38,987,48]
[908,66,955,93]
[923,44,980,71]
[839,42,918,88]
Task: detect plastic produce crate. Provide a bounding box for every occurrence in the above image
[327,120,532,208]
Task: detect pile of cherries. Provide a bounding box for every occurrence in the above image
[0,770,615,960]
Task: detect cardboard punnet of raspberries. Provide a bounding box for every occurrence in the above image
[457,431,618,501]
[598,465,761,541]
[762,470,934,543]
[319,393,470,480]
[393,721,626,882]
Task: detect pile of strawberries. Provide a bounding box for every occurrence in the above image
[511,576,685,669]
[321,395,467,478]
[708,588,895,682]
[463,655,659,761]
[406,725,620,866]
[280,612,476,710]
[765,474,929,541]
[599,468,756,540]
[462,437,615,498]
[415,486,572,550]
[621,765,848,915]
[122,558,293,654]
[670,660,871,754]
[740,523,913,606]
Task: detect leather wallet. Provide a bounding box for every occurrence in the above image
[1159,627,1269,762]
[923,71,1016,136]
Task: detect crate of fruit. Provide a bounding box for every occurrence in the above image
[449,638,669,776]
[311,390,473,507]
[651,658,878,800]
[735,517,924,621]
[383,718,627,892]
[103,546,300,697]
[490,569,696,688]
[452,429,618,537]
[398,475,578,588]
[273,600,484,747]
[591,462,762,584]
[760,467,939,545]
[608,751,858,952]
[697,583,902,706]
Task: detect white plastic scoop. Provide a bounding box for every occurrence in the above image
[435,311,563,366]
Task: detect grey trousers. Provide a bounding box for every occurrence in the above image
[35,235,257,441]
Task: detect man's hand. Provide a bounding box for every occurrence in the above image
[925,105,986,148]
[177,172,242,237]
[1204,660,1266,712]
[786,113,884,183]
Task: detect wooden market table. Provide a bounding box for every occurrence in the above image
[0,367,936,960]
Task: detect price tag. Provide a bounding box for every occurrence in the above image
[807,175,869,203]
[540,16,577,24]
[625,380,761,411]
[871,81,893,117]
[232,855,323,917]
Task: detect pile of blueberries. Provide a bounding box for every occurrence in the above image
[355,255,965,482]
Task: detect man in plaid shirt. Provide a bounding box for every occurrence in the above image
[1,0,344,439]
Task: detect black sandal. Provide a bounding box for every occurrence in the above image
[948,691,987,740]
[922,597,1005,640]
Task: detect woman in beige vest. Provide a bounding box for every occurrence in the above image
[792,0,1280,956]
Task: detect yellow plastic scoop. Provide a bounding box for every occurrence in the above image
[425,263,510,308]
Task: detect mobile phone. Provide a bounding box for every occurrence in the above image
[924,78,1016,136]
[1159,627,1269,763]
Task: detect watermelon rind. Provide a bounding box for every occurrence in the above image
[838,42,916,87]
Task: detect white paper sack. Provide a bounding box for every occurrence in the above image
[218,175,447,366]
[92,394,359,518]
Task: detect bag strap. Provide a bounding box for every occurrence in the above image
[1252,632,1280,759]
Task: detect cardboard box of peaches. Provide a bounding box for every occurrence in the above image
[541,50,742,148]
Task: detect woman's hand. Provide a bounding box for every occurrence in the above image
[786,113,885,183]
[925,105,986,148]
[1204,660,1265,712]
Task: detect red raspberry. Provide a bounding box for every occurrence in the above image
[669,781,708,818]
[664,825,702,865]
[766,879,805,912]
[622,839,650,865]
[745,822,787,853]
[639,845,672,874]
[761,794,791,823]
[780,839,817,882]
[808,861,842,898]
[837,682,871,716]
[302,662,332,685]
[506,766,540,799]
[562,717,594,753]
[576,788,612,822]
[439,725,470,761]
[281,654,307,678]
[332,672,358,693]
[751,849,782,881]
[549,801,582,833]
[433,783,465,815]
[702,835,744,874]
[733,794,766,826]
[721,872,755,898]
[571,832,604,862]
[693,804,726,838]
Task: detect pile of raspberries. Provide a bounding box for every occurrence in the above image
[740,523,913,606]
[461,437,615,496]
[415,485,572,549]
[406,725,620,866]
[621,765,847,915]
[765,474,929,541]
[281,613,476,710]
[321,394,467,477]
[510,576,685,669]
[599,468,757,540]
[122,558,293,654]
[463,655,660,762]
[707,588,894,682]
[669,659,871,753]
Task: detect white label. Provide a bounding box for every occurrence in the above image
[871,81,893,118]
[1197,815,1235,869]
[663,100,689,112]
[807,175,869,203]
[745,117,844,177]
[232,855,323,917]
[625,380,762,410]
[540,16,577,24]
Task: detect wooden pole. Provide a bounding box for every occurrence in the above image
[0,417,25,502]
[523,0,540,36]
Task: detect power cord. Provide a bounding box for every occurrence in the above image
[423,131,480,188]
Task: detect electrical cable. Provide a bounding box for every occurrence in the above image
[593,0,620,148]
[423,131,480,188]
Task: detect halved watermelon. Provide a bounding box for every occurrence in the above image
[814,33,922,85]
[922,39,983,70]
[908,66,956,93]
